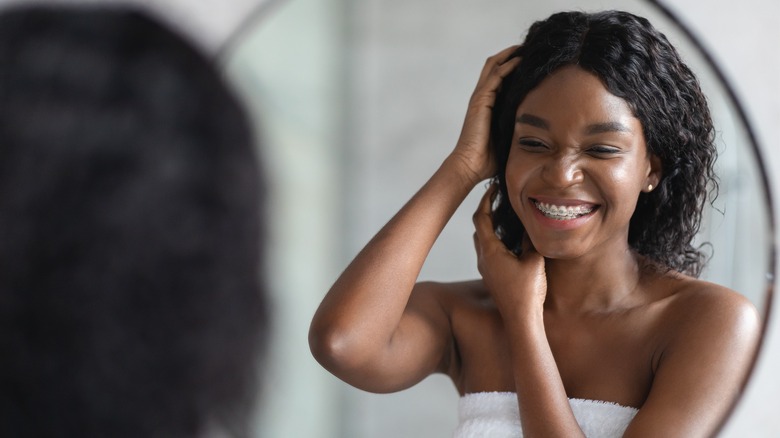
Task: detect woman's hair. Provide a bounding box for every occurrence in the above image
[491,10,716,277]
[0,5,266,438]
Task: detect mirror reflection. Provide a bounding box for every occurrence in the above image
[224,0,772,436]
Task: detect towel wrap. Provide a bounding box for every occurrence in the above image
[454,392,638,437]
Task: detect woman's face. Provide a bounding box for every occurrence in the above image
[505,65,660,260]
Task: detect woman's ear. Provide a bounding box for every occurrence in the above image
[644,154,662,193]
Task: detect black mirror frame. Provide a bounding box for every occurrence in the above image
[647,0,776,433]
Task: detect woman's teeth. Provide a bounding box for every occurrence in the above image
[534,201,594,220]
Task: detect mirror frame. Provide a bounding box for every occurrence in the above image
[646,0,776,433]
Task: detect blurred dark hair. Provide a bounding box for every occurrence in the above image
[491,10,716,276]
[0,5,266,437]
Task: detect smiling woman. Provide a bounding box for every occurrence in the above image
[223,0,775,436]
[505,66,658,258]
[308,9,760,438]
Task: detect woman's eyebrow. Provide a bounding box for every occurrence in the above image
[516,114,549,129]
[585,121,632,134]
[516,114,631,135]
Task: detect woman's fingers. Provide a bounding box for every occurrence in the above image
[477,45,521,83]
[472,183,495,227]
[472,183,501,249]
[470,47,520,114]
[495,44,521,61]
[473,186,497,276]
[449,47,521,185]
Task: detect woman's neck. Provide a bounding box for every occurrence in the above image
[542,246,645,315]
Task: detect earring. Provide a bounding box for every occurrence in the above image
[647,184,654,192]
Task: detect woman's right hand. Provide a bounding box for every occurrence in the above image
[449,45,521,185]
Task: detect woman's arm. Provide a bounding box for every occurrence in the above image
[308,47,521,393]
[472,185,586,437]
[623,287,760,437]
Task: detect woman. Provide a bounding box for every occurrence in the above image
[309,10,759,437]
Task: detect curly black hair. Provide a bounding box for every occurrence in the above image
[0,5,266,438]
[490,10,717,277]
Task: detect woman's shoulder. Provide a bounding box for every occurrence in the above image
[657,272,756,313]
[651,272,760,345]
[641,272,761,424]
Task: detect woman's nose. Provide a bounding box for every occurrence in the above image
[540,154,584,188]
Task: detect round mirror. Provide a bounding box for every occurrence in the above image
[222,0,775,436]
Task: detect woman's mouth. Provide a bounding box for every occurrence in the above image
[532,199,597,221]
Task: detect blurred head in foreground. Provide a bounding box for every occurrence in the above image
[0,5,267,437]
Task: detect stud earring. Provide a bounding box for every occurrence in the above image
[647,184,654,192]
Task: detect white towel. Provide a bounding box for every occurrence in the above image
[454,392,638,438]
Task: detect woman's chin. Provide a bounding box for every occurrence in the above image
[528,240,591,261]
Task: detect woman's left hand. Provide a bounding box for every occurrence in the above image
[472,183,547,318]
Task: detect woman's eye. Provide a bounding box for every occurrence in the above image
[588,145,621,156]
[518,139,548,150]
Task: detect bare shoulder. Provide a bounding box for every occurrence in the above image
[661,274,760,330]
[653,272,761,356]
[627,273,762,436]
